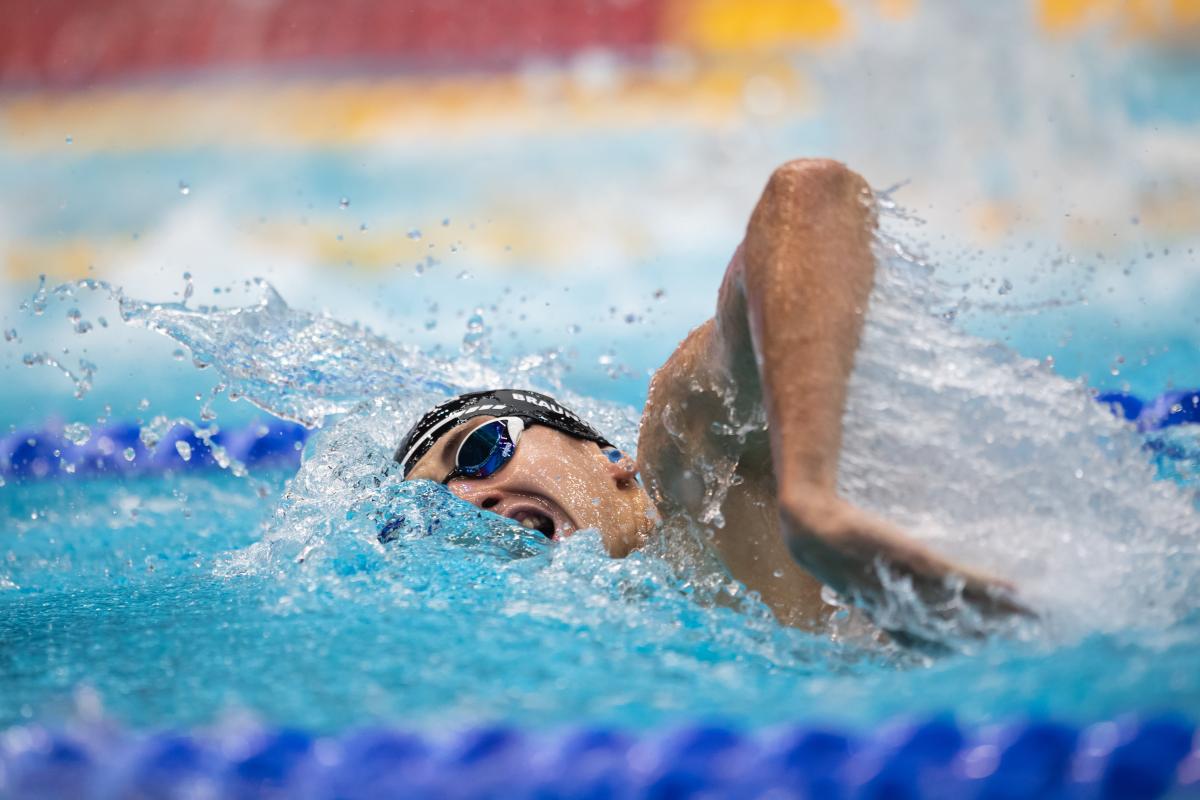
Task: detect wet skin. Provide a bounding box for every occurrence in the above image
[407,159,1025,633]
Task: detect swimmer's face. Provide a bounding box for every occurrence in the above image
[404,417,657,556]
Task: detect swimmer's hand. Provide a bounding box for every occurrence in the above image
[780,491,1033,638]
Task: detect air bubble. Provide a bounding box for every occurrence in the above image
[339,197,350,209]
[178,181,190,196]
[175,441,193,461]
[123,447,137,462]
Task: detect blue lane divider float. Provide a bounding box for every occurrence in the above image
[1,389,1195,482]
[0,419,308,480]
[0,717,1196,799]
[1097,388,1200,432]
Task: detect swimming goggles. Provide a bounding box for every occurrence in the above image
[441,416,526,484]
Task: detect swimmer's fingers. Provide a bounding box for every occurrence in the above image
[957,568,1036,620]
[903,564,1037,635]
[780,493,1035,637]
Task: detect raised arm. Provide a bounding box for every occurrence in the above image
[638,159,1024,633]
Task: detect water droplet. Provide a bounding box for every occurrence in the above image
[339,197,350,209]
[998,279,1013,295]
[178,180,190,196]
[123,447,137,462]
[461,309,489,353]
[3,328,16,342]
[138,398,150,410]
[64,422,91,445]
[442,217,451,226]
[359,222,369,232]
[456,270,472,280]
[67,307,91,334]
[65,135,73,144]
[175,440,193,461]
[172,349,186,361]
[567,324,581,334]
[407,228,422,240]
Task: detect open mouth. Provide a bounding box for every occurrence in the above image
[507,508,557,539]
[488,491,576,542]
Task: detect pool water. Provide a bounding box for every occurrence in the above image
[2,230,1198,735]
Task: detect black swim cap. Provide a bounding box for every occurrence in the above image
[395,389,613,476]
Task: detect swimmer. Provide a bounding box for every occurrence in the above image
[398,159,1023,633]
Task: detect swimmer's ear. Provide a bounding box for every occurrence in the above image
[602,447,640,489]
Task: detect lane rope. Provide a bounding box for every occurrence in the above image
[0,716,1195,799]
[2,389,1197,480]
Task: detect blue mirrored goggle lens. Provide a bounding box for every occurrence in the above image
[458,422,502,469]
[456,420,516,478]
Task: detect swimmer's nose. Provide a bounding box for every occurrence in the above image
[446,480,502,511]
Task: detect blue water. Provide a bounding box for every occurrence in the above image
[4,466,1198,734]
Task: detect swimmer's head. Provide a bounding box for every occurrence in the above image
[396,389,656,555]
